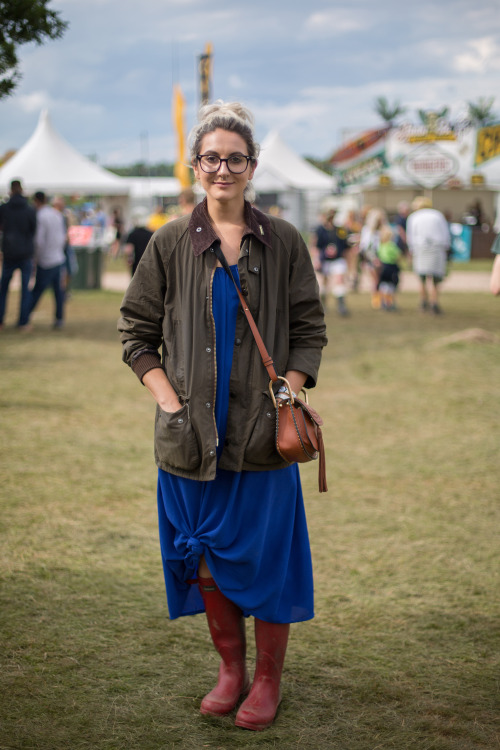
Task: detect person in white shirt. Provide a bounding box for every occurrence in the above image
[28,191,67,329]
[406,196,451,314]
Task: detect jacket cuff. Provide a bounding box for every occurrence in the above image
[131,352,163,383]
[286,348,323,389]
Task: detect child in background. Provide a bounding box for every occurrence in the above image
[377,224,403,310]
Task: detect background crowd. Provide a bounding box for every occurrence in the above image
[0,178,498,333]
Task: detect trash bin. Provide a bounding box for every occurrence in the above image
[72,247,103,290]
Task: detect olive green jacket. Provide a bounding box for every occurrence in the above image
[118,199,327,481]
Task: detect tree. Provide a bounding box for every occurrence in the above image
[417,107,450,129]
[467,97,497,127]
[0,0,68,99]
[373,96,407,126]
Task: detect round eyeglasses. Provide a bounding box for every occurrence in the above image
[196,153,254,174]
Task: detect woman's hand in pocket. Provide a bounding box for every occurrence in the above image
[142,368,182,413]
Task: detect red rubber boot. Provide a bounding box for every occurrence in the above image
[235,619,290,731]
[198,577,249,716]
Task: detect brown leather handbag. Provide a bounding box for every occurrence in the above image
[214,244,327,493]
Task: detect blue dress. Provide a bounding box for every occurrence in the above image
[157,266,314,624]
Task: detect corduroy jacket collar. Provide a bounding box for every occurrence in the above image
[188,197,273,256]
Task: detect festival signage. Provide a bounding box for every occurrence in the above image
[68,225,94,247]
[449,223,472,262]
[474,123,500,167]
[329,127,389,164]
[403,144,458,189]
[337,150,388,186]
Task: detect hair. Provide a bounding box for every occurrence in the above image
[178,187,195,205]
[189,100,260,203]
[131,206,150,226]
[379,224,394,244]
[411,196,432,211]
[364,207,386,231]
[10,179,22,194]
[34,190,46,204]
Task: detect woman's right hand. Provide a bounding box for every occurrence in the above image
[159,397,183,413]
[142,368,182,412]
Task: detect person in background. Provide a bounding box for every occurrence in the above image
[118,100,326,731]
[0,179,37,331]
[27,191,67,329]
[376,224,403,310]
[406,196,451,314]
[110,207,125,257]
[177,187,197,215]
[489,232,500,295]
[52,196,77,296]
[393,201,410,256]
[342,208,362,291]
[147,203,169,232]
[309,209,350,316]
[358,208,386,309]
[123,207,153,276]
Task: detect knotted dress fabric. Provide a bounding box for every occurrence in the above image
[157,266,314,623]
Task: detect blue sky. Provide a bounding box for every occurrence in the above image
[1,0,499,166]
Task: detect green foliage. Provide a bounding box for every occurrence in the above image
[467,97,498,127]
[417,106,450,127]
[0,0,68,98]
[106,161,176,177]
[304,156,333,175]
[373,96,407,125]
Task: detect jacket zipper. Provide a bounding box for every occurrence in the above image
[209,265,219,447]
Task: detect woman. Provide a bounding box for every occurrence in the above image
[309,208,350,316]
[118,101,327,731]
[358,207,386,308]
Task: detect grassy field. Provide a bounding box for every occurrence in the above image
[0,284,499,750]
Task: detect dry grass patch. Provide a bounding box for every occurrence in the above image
[0,287,499,749]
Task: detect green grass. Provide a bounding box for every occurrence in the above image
[1,287,499,749]
[448,259,493,272]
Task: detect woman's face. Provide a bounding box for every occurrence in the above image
[193,128,256,205]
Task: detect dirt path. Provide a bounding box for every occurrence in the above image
[102,270,492,293]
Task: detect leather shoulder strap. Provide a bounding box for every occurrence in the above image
[213,243,278,382]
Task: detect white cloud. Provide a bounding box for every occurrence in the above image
[228,75,244,89]
[453,36,500,73]
[304,9,367,36]
[17,91,51,113]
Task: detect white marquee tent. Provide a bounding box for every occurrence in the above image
[0,110,128,197]
[253,131,334,230]
[0,112,336,231]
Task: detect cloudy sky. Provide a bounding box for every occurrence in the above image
[1,0,499,166]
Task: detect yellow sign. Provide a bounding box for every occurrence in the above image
[172,84,191,189]
[407,133,456,143]
[475,124,500,166]
[471,173,485,185]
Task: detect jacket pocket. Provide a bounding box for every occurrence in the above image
[154,403,201,471]
[243,393,280,466]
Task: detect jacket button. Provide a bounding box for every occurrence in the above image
[196,227,202,232]
[209,449,216,457]
[206,347,211,353]
[177,417,184,423]
[229,391,236,398]
[241,287,248,296]
[205,402,211,408]
[266,412,273,418]
[253,267,259,273]
[225,438,230,446]
[235,338,241,346]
